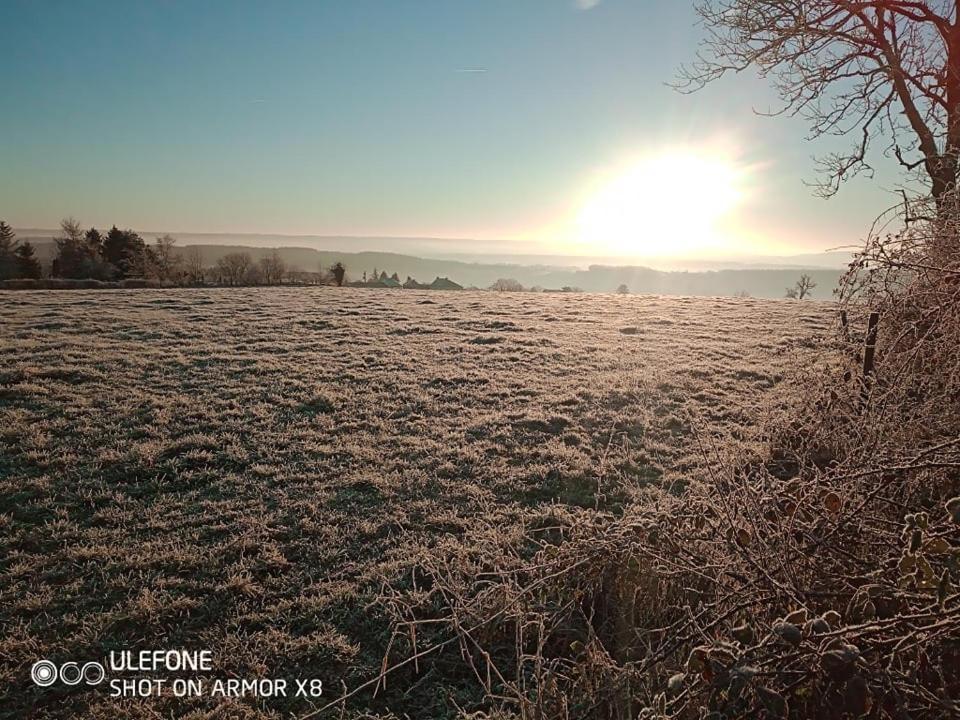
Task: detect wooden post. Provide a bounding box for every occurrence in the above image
[862,312,880,377]
[861,311,880,405]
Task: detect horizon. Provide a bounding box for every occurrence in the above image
[0,1,909,260]
[10,224,854,271]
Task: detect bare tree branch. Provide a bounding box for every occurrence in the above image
[678,1,960,207]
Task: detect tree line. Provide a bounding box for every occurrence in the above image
[0,218,347,287]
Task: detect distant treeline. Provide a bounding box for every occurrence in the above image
[3,219,842,298]
[0,218,348,288]
[2,218,467,291]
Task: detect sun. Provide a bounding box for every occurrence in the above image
[574,149,746,257]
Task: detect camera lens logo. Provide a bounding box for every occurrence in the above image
[60,662,82,685]
[31,660,105,687]
[82,662,106,685]
[31,661,57,687]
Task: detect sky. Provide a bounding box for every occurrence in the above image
[0,0,914,259]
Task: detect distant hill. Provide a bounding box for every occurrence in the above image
[12,227,856,268]
[21,237,842,299]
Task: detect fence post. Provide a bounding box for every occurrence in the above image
[860,311,880,406]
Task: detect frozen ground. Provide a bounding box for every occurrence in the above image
[0,287,832,718]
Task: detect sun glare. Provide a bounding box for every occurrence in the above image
[574,149,746,257]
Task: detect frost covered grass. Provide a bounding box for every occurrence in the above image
[0,287,831,718]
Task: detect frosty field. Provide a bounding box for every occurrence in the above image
[0,288,832,718]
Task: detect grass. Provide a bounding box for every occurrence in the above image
[0,287,832,718]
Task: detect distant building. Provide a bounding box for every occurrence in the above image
[403,276,429,289]
[354,274,461,290]
[430,276,463,291]
[358,276,401,288]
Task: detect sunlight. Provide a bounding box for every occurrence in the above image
[574,148,747,257]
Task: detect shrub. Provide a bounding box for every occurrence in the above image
[1,278,123,290]
[75,279,109,289]
[119,278,162,289]
[1,278,40,290]
[490,278,525,292]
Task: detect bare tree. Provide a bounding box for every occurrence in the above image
[797,273,817,299]
[786,273,817,299]
[182,246,205,285]
[258,251,286,285]
[153,234,182,282]
[244,263,264,286]
[216,252,253,286]
[681,2,960,211]
[490,278,525,292]
[59,217,84,243]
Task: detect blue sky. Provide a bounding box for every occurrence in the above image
[0,0,907,257]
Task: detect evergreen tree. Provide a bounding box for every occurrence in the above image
[103,226,148,278]
[0,221,18,280]
[85,228,104,255]
[14,242,42,279]
[0,221,15,248]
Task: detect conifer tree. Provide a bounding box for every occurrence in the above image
[14,241,42,279]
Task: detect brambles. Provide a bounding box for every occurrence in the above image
[948,497,960,524]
